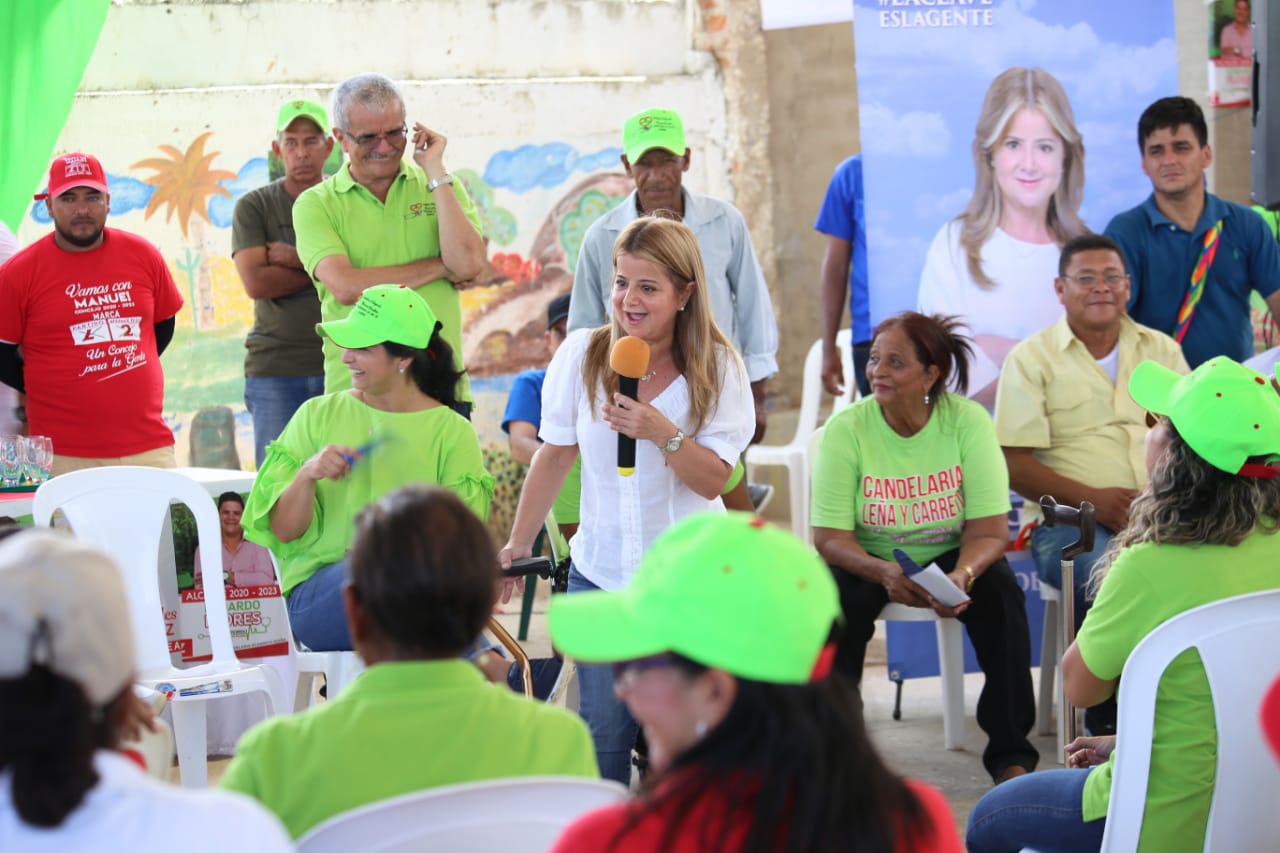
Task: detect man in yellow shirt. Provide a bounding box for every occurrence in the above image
[995,234,1188,628]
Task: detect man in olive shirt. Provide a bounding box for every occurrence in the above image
[292,72,485,415]
[232,99,334,466]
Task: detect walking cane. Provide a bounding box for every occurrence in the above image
[1038,496,1096,750]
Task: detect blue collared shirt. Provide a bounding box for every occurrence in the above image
[814,154,871,344]
[1105,192,1280,367]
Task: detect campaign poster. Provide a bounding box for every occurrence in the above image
[1209,0,1253,108]
[853,0,1177,400]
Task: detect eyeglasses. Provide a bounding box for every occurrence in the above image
[342,126,408,149]
[612,653,677,690]
[1061,273,1129,288]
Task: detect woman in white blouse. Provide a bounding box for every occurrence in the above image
[918,66,1088,404]
[500,215,753,785]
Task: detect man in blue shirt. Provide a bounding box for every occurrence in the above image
[814,154,871,397]
[1105,96,1280,367]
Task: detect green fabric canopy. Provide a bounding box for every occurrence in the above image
[0,0,109,232]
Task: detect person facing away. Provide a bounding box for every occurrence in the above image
[0,153,183,475]
[0,530,292,851]
[234,98,334,467]
[548,511,962,853]
[293,71,486,417]
[1105,95,1280,368]
[222,485,597,839]
[815,153,873,398]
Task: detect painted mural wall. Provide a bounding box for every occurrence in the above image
[14,0,733,536]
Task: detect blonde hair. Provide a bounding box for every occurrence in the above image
[958,67,1087,288]
[581,215,741,434]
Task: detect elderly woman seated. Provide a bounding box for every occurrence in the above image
[811,311,1038,784]
[0,531,292,851]
[221,485,598,839]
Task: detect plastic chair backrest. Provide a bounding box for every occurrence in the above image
[1100,588,1280,853]
[790,330,858,448]
[296,775,629,853]
[32,466,236,678]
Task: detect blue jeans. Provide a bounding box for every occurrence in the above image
[966,767,1106,853]
[1030,522,1113,631]
[568,564,637,785]
[286,557,353,651]
[245,375,325,468]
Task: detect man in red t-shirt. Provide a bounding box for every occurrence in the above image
[0,153,184,474]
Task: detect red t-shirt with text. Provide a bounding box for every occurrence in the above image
[0,229,183,456]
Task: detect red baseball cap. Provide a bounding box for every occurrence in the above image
[34,153,109,201]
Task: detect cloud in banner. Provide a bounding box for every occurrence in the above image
[914,188,973,224]
[483,144,622,193]
[860,103,950,159]
[853,2,1173,106]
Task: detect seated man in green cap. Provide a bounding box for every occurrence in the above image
[547,511,962,851]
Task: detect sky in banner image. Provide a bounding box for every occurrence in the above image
[852,0,1177,347]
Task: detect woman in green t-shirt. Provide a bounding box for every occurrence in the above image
[811,311,1037,784]
[967,357,1280,852]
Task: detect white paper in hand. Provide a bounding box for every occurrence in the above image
[892,548,970,608]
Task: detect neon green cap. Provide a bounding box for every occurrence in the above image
[276,99,329,135]
[548,512,839,684]
[316,284,438,350]
[622,108,686,164]
[1129,357,1280,475]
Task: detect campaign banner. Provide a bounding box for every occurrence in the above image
[852,0,1178,394]
[164,581,291,664]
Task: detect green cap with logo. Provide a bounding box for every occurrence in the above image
[316,284,439,350]
[548,511,840,684]
[1129,356,1280,476]
[622,108,687,164]
[276,99,329,135]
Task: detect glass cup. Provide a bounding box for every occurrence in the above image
[0,436,23,487]
[39,436,53,481]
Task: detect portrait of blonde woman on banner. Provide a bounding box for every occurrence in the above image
[917,66,1088,405]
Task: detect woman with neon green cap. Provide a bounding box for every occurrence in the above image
[242,284,494,652]
[546,511,962,852]
[967,356,1280,853]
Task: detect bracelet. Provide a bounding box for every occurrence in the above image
[961,565,976,593]
[427,173,454,192]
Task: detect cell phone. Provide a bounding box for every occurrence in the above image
[502,556,554,579]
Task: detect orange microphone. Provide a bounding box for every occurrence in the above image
[610,336,651,477]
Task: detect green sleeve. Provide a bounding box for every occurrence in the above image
[231,189,267,255]
[453,180,484,237]
[440,418,496,522]
[242,403,319,559]
[956,401,1012,519]
[810,408,860,532]
[1077,546,1160,681]
[293,186,344,278]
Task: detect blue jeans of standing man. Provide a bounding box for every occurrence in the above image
[568,564,638,786]
[966,767,1106,852]
[245,375,325,468]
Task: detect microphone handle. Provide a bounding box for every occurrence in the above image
[617,374,640,476]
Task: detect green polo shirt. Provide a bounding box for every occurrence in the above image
[293,160,482,401]
[220,659,598,839]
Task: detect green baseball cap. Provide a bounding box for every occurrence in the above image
[549,512,840,684]
[316,284,438,349]
[1129,357,1280,475]
[277,99,329,135]
[622,108,687,164]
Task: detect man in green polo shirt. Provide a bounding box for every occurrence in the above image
[293,72,485,415]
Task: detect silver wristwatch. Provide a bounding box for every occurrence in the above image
[661,429,685,460]
[427,173,454,192]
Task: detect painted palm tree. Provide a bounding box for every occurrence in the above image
[132,132,237,329]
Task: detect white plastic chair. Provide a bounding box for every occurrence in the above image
[1097,589,1280,853]
[296,775,629,853]
[747,329,857,538]
[32,466,286,787]
[807,427,966,749]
